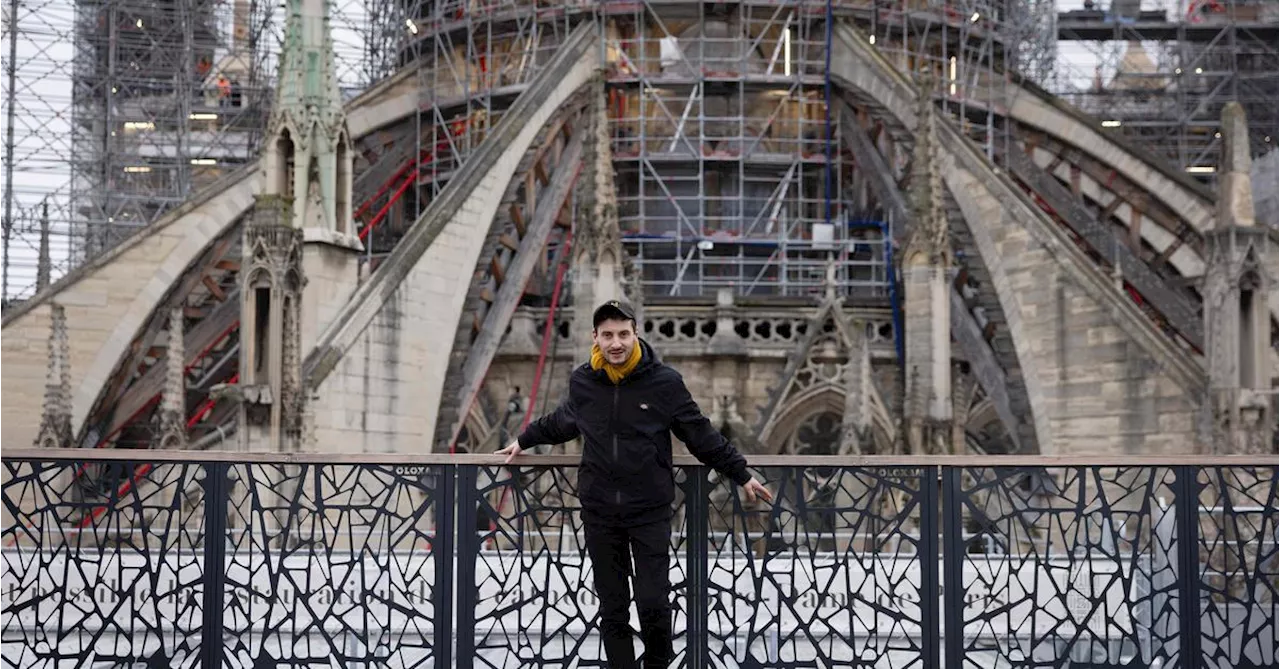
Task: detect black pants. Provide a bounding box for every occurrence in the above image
[584,519,672,669]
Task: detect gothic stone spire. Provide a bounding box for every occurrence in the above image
[261,0,356,241]
[240,0,346,451]
[901,69,953,452]
[1202,101,1275,453]
[34,303,71,448]
[36,200,51,291]
[155,307,187,449]
[572,75,630,364]
[904,69,949,265]
[238,209,306,452]
[1216,102,1256,231]
[274,0,345,137]
[839,319,873,454]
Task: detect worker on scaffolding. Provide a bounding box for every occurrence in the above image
[498,299,773,669]
[216,74,231,107]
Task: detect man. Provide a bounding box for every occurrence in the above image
[497,299,772,668]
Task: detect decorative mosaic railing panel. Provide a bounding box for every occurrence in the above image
[948,466,1185,667]
[1194,465,1278,669]
[2,453,1276,669]
[218,463,449,668]
[2,459,210,668]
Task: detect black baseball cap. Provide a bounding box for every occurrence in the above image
[592,299,636,327]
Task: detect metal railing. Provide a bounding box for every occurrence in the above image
[1,450,1275,668]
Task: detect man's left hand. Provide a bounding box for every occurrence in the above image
[741,477,774,504]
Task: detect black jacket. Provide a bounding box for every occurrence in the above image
[517,339,751,527]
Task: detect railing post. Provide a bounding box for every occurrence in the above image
[434,464,456,669]
[684,465,708,669]
[919,465,940,669]
[200,462,229,669]
[1174,464,1203,667]
[940,465,964,669]
[454,464,480,669]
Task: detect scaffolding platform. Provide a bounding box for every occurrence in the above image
[1057,10,1279,41]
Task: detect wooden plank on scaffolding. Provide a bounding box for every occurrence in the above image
[90,234,236,428]
[445,135,585,450]
[104,296,240,440]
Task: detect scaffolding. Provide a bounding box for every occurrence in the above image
[23,0,1234,303]
[603,3,860,298]
[844,0,1059,160]
[358,0,900,300]
[70,0,262,260]
[1,0,397,304]
[1045,0,1278,180]
[406,1,577,199]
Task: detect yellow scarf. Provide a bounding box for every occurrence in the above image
[590,341,642,384]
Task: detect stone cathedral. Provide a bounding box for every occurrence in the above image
[3,2,1276,462]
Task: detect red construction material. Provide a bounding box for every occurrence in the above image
[521,236,573,433]
[447,160,585,454]
[1187,0,1224,21]
[354,159,415,222]
[487,233,572,543]
[88,319,240,451]
[185,371,238,429]
[359,168,417,241]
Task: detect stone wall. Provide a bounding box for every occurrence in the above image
[944,160,1201,454]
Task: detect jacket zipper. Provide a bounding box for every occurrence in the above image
[612,384,621,505]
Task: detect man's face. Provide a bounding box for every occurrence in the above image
[592,318,636,365]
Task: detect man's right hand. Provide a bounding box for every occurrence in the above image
[495,440,524,464]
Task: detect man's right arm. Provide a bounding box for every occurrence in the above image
[517,395,580,448]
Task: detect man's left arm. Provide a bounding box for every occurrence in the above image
[668,373,771,502]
